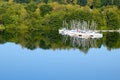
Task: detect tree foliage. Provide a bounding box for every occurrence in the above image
[0,0,120,30]
[40,4,53,16]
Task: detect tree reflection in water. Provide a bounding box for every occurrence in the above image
[0,29,120,53]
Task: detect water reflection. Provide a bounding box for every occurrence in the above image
[62,35,102,53]
[63,36,100,47]
[0,29,120,53]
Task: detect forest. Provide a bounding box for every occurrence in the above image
[0,0,120,30]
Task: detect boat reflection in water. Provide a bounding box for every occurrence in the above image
[59,28,103,53]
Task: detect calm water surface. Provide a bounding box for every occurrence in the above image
[0,30,120,80]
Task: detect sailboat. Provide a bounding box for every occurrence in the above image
[59,20,103,39]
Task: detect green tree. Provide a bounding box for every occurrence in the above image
[77,0,87,6]
[87,0,93,7]
[101,0,113,6]
[40,4,53,17]
[113,0,120,8]
[66,0,77,4]
[25,3,37,12]
[106,9,120,29]
[93,0,101,8]
[14,0,31,3]
[43,0,48,4]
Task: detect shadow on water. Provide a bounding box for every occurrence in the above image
[0,29,120,53]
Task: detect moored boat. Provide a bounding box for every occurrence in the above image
[59,28,103,39]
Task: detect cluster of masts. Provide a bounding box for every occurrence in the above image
[63,20,97,31]
[59,20,103,39]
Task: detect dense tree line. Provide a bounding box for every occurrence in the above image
[0,0,120,30]
[3,0,120,8]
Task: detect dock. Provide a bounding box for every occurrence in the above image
[96,30,120,33]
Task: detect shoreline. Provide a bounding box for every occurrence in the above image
[96,30,120,32]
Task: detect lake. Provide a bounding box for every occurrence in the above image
[0,29,120,80]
